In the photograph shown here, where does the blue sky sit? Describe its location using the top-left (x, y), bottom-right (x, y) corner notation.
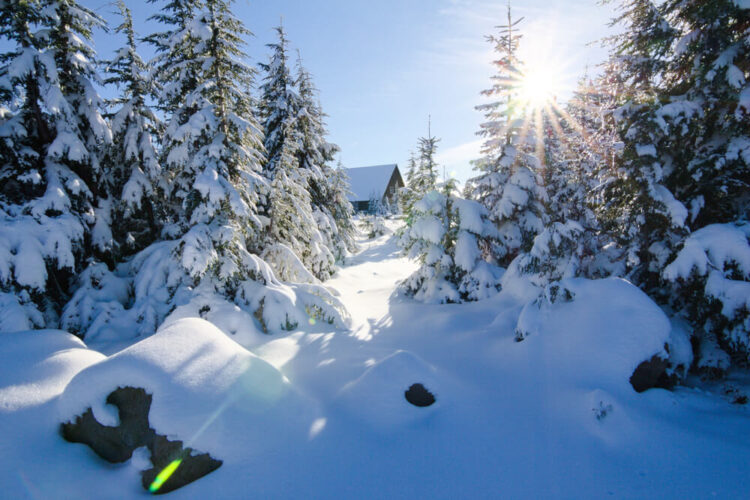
top-left (86, 0), bottom-right (618, 183)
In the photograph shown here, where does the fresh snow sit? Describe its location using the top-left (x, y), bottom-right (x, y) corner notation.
top-left (1, 220), bottom-right (750, 498)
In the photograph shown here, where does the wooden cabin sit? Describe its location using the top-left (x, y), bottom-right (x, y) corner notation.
top-left (345, 164), bottom-right (404, 213)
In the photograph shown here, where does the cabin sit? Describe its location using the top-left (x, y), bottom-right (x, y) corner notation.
top-left (345, 164), bottom-right (405, 213)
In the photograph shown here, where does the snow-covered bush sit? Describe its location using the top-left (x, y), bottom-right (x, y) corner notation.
top-left (663, 223), bottom-right (750, 371)
top-left (361, 215), bottom-right (388, 239)
top-left (62, 227), bottom-right (351, 340)
top-left (510, 221), bottom-right (584, 289)
top-left (401, 186), bottom-right (503, 303)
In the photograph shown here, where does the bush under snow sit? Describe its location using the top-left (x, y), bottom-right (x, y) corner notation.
top-left (401, 189), bottom-right (503, 303)
top-left (663, 222), bottom-right (750, 369)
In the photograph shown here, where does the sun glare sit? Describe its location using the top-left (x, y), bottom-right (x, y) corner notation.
top-left (518, 62), bottom-right (565, 111)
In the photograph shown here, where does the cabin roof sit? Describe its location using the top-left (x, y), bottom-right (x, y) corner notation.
top-left (344, 164), bottom-right (401, 202)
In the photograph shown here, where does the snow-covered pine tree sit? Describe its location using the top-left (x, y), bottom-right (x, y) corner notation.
top-left (511, 109), bottom-right (588, 290)
top-left (293, 53), bottom-right (336, 207)
top-left (293, 54), bottom-right (356, 261)
top-left (326, 160), bottom-right (358, 255)
top-left (411, 133), bottom-right (440, 199)
top-left (48, 0), bottom-right (113, 256)
top-left (66, 0), bottom-right (290, 336)
top-left (464, 5), bottom-right (545, 267)
top-left (0, 0), bottom-right (111, 330)
top-left (599, 0), bottom-right (682, 288)
top-left (263, 139), bottom-right (335, 282)
top-left (258, 26), bottom-right (335, 281)
top-left (398, 151), bottom-right (419, 217)
top-left (604, 0), bottom-right (750, 371)
top-left (102, 1), bottom-right (161, 259)
top-left (258, 25), bottom-right (297, 176)
top-left (401, 180), bottom-right (503, 303)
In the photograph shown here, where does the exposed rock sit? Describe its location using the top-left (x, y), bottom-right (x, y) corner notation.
top-left (142, 435), bottom-right (222, 494)
top-left (404, 383), bottom-right (436, 407)
top-left (629, 355), bottom-right (675, 393)
top-left (61, 387), bottom-right (154, 463)
top-left (61, 386), bottom-right (222, 494)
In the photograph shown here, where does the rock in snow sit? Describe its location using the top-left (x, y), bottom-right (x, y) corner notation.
top-left (57, 318), bottom-right (319, 466)
top-left (61, 386), bottom-right (223, 494)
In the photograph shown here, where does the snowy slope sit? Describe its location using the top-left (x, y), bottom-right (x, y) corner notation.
top-left (1, 220), bottom-right (749, 498)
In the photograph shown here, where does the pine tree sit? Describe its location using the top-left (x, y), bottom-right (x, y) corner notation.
top-left (401, 180), bottom-right (502, 303)
top-left (258, 26), bottom-right (335, 280)
top-left (102, 1), bottom-right (161, 258)
top-left (411, 133), bottom-right (440, 196)
top-left (399, 151), bottom-right (419, 214)
top-left (293, 54), bottom-right (356, 261)
top-left (604, 0), bottom-right (750, 371)
top-left (324, 162), bottom-right (358, 260)
top-left (143, 0), bottom-right (266, 298)
top-left (465, 5), bottom-right (545, 267)
top-left (0, 0), bottom-right (111, 329)
top-left (258, 26), bottom-right (298, 176)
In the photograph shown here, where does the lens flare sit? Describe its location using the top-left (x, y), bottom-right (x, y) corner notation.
top-left (148, 458), bottom-right (183, 493)
top-left (517, 61), bottom-right (565, 111)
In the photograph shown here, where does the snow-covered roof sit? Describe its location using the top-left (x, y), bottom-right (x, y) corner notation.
top-left (345, 164), bottom-right (400, 202)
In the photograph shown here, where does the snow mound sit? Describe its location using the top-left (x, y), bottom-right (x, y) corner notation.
top-left (0, 330), bottom-right (104, 411)
top-left (337, 350), bottom-right (440, 431)
top-left (57, 318), bottom-right (318, 460)
top-left (513, 278), bottom-right (671, 393)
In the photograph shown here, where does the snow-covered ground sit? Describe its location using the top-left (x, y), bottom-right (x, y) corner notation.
top-left (1, 219), bottom-right (749, 499)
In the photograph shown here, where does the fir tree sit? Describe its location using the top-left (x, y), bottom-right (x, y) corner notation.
top-left (258, 26), bottom-right (335, 280)
top-left (144, 0), bottom-right (266, 296)
top-left (604, 0), bottom-right (750, 371)
top-left (401, 181), bottom-right (502, 303)
top-left (0, 0), bottom-right (111, 328)
top-left (411, 133), bottom-right (440, 196)
top-left (258, 26), bottom-right (298, 176)
top-left (465, 5), bottom-right (545, 267)
top-left (102, 1), bottom-right (161, 258)
top-left (293, 54), bottom-right (356, 260)
top-left (399, 151), bottom-right (419, 214)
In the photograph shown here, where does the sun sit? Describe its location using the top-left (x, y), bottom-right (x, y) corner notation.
top-left (517, 61), bottom-right (565, 111)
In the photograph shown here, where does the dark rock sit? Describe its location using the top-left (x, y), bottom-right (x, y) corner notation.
top-left (404, 383), bottom-right (436, 407)
top-left (61, 387), bottom-right (154, 463)
top-left (142, 435), bottom-right (223, 494)
top-left (629, 355), bottom-right (675, 393)
top-left (61, 386), bottom-right (222, 494)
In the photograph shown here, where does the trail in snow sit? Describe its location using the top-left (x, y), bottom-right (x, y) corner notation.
top-left (328, 223), bottom-right (417, 340)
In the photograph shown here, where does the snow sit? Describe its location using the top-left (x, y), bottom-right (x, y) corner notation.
top-left (663, 223), bottom-right (750, 280)
top-left (58, 318), bottom-right (317, 460)
top-left (345, 164), bottom-right (398, 202)
top-left (636, 143), bottom-right (657, 157)
top-left (2, 220), bottom-right (750, 498)
top-left (651, 183), bottom-right (688, 227)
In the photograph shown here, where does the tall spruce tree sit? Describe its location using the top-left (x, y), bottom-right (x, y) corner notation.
top-left (604, 0), bottom-right (750, 371)
top-left (102, 1), bottom-right (161, 259)
top-left (293, 54), bottom-right (356, 261)
top-left (0, 0), bottom-right (111, 329)
top-left (147, 0), bottom-right (267, 293)
top-left (465, 5), bottom-right (545, 267)
top-left (411, 132), bottom-right (440, 196)
top-left (258, 26), bottom-right (335, 281)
